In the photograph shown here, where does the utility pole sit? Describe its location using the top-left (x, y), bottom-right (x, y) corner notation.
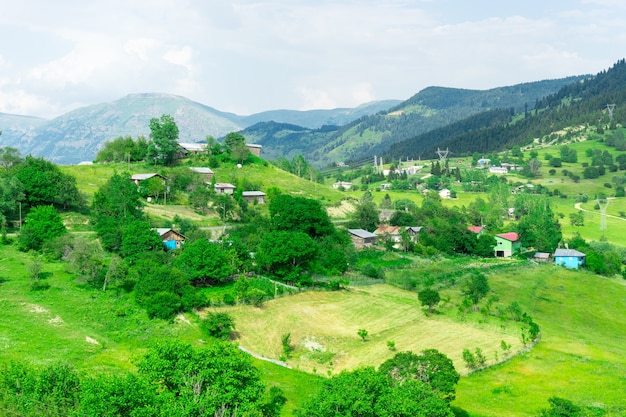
top-left (606, 104), bottom-right (616, 121)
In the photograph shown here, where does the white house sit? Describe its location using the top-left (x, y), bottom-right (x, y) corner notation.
top-left (332, 181), bottom-right (353, 190)
top-left (439, 188), bottom-right (451, 199)
top-left (489, 166), bottom-right (508, 174)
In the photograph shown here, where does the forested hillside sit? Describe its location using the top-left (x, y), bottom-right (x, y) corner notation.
top-left (242, 76), bottom-right (586, 167)
top-left (387, 59), bottom-right (626, 159)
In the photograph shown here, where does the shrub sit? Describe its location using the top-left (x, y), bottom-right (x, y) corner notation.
top-left (201, 312), bottom-right (235, 340)
top-left (145, 292), bottom-right (182, 320)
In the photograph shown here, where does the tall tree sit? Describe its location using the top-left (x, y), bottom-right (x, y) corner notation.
top-left (18, 205), bottom-right (66, 251)
top-left (13, 156), bottom-right (83, 209)
top-left (269, 194), bottom-right (334, 238)
top-left (147, 114), bottom-right (179, 165)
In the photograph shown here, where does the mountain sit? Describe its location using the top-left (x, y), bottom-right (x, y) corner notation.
top-left (0, 94), bottom-right (396, 164)
top-left (386, 59), bottom-right (626, 159)
top-left (241, 100), bottom-right (402, 129)
top-left (0, 75), bottom-right (590, 165)
top-left (240, 76), bottom-right (588, 167)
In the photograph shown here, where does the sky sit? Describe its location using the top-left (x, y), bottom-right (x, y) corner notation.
top-left (0, 0), bottom-right (625, 119)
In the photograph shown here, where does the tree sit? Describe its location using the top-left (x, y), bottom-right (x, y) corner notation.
top-left (350, 200), bottom-right (379, 232)
top-left (296, 367), bottom-right (453, 417)
top-left (175, 239), bottom-right (236, 284)
top-left (201, 312), bottom-right (235, 340)
top-left (515, 195), bottom-right (562, 252)
top-left (0, 146), bottom-right (23, 172)
top-left (378, 349), bottom-right (460, 402)
top-left (231, 141), bottom-right (251, 163)
top-left (214, 193), bottom-right (237, 221)
top-left (462, 272), bottom-right (490, 306)
top-left (14, 156), bottom-right (83, 209)
top-left (18, 205), bottom-right (66, 251)
top-left (269, 194), bottom-right (334, 238)
top-left (358, 329), bottom-right (368, 342)
top-left (223, 132), bottom-right (246, 151)
top-left (255, 230), bottom-right (318, 283)
top-left (119, 219), bottom-right (163, 264)
top-left (0, 176), bottom-right (24, 223)
top-left (147, 114), bottom-right (179, 165)
top-left (137, 340), bottom-right (273, 416)
top-left (418, 288), bottom-right (441, 314)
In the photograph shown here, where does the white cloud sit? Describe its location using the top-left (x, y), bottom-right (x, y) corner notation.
top-left (0, 0), bottom-right (624, 118)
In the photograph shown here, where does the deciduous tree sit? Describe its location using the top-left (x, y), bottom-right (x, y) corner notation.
top-left (18, 205), bottom-right (66, 251)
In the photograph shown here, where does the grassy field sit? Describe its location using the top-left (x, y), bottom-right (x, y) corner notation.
top-left (1, 241), bottom-right (625, 416)
top-left (454, 265), bottom-right (626, 417)
top-left (211, 284), bottom-right (523, 376)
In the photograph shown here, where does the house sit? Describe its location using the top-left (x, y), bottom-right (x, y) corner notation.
top-left (533, 252), bottom-right (551, 263)
top-left (380, 183), bottom-right (392, 191)
top-left (439, 188), bottom-right (451, 199)
top-left (468, 225), bottom-right (485, 237)
top-left (190, 167), bottom-right (214, 181)
top-left (131, 173), bottom-right (167, 186)
top-left (241, 191), bottom-right (266, 204)
top-left (178, 143), bottom-right (207, 155)
top-left (405, 226), bottom-right (422, 238)
top-left (494, 232), bottom-right (521, 257)
top-left (348, 229), bottom-right (378, 249)
top-left (333, 181), bottom-right (353, 190)
top-left (246, 143), bottom-right (262, 157)
top-left (554, 249), bottom-right (586, 269)
top-left (155, 228), bottom-right (186, 250)
top-left (374, 225), bottom-right (402, 244)
top-left (477, 158), bottom-right (491, 167)
top-left (214, 183), bottom-right (236, 195)
top-left (489, 166), bottom-right (508, 174)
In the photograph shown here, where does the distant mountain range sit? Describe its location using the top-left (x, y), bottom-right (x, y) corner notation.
top-left (0, 94), bottom-right (399, 164)
top-left (0, 74), bottom-right (590, 165)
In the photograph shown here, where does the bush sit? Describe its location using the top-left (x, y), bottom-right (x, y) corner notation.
top-left (201, 312), bottom-right (235, 340)
top-left (145, 292), bottom-right (182, 320)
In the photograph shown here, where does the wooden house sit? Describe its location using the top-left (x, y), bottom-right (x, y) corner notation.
top-left (241, 191), bottom-right (266, 204)
top-left (214, 183), bottom-right (236, 195)
top-left (190, 167), bottom-right (214, 181)
top-left (155, 228), bottom-right (186, 250)
top-left (348, 229), bottom-right (378, 249)
top-left (131, 173), bottom-right (167, 186)
top-left (246, 144), bottom-right (262, 157)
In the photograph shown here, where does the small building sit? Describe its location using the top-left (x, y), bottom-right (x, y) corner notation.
top-left (374, 225), bottom-right (402, 244)
top-left (405, 226), bottom-right (422, 238)
top-left (489, 166), bottom-right (508, 174)
top-left (178, 143), bottom-right (207, 155)
top-left (155, 228), bottom-right (186, 250)
top-left (246, 143), bottom-right (262, 157)
top-left (439, 188), bottom-right (451, 199)
top-left (468, 225), bottom-right (485, 237)
top-left (214, 183), bottom-right (236, 195)
top-left (477, 158), bottom-right (491, 167)
top-left (190, 167), bottom-right (214, 181)
top-left (348, 229), bottom-right (378, 249)
top-left (241, 191), bottom-right (266, 205)
top-left (333, 181), bottom-right (353, 190)
top-left (494, 232), bottom-right (521, 257)
top-left (554, 249), bottom-right (586, 269)
top-left (533, 252), bottom-right (551, 263)
top-left (380, 183), bottom-right (392, 191)
top-left (131, 173), bottom-right (167, 186)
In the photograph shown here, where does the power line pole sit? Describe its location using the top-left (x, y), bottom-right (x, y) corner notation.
top-left (606, 104), bottom-right (616, 121)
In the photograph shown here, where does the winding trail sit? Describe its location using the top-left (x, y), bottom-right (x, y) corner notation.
top-left (574, 201), bottom-right (626, 221)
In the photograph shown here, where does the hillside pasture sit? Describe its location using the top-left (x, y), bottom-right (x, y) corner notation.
top-left (213, 284), bottom-right (523, 376)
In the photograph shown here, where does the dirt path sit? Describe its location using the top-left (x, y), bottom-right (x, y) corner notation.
top-left (574, 202), bottom-right (626, 221)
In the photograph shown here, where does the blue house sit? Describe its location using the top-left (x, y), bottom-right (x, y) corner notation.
top-left (554, 248), bottom-right (586, 269)
top-left (155, 228), bottom-right (186, 250)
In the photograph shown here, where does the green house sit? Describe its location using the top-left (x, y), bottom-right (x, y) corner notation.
top-left (494, 232), bottom-right (521, 257)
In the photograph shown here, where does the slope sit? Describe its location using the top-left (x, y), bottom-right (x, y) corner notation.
top-left (388, 58), bottom-right (626, 159)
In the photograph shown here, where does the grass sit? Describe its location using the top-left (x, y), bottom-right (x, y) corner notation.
top-left (213, 283), bottom-right (523, 376)
top-left (2, 240), bottom-right (626, 416)
top-left (453, 265), bottom-right (626, 416)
